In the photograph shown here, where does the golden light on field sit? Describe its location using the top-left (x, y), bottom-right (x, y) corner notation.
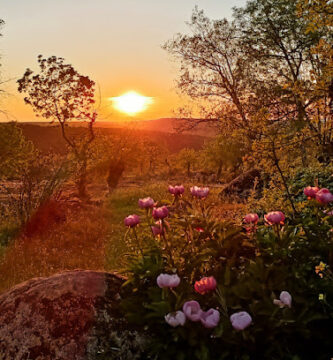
top-left (110, 91), bottom-right (154, 116)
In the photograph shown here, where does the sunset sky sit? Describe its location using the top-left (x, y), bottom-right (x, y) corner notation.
top-left (1, 0), bottom-right (246, 122)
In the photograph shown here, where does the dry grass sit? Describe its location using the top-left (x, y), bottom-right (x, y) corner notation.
top-left (0, 204), bottom-right (107, 294)
top-left (0, 181), bottom-right (246, 294)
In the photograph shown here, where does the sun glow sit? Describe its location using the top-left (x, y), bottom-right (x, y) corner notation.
top-left (110, 91), bottom-right (154, 116)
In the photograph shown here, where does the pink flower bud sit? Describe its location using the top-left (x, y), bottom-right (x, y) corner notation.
top-left (264, 211), bottom-right (285, 225)
top-left (124, 214), bottom-right (140, 228)
top-left (182, 300), bottom-right (203, 322)
top-left (194, 276), bottom-right (217, 295)
top-left (316, 188), bottom-right (333, 204)
top-left (190, 186), bottom-right (209, 199)
top-left (168, 185), bottom-right (185, 196)
top-left (165, 311), bottom-right (186, 327)
top-left (273, 291), bottom-right (292, 308)
top-left (138, 197), bottom-right (155, 209)
top-left (303, 186), bottom-right (320, 199)
top-left (244, 213), bottom-right (259, 224)
top-left (152, 206), bottom-right (169, 220)
top-left (156, 273), bottom-right (180, 288)
top-left (151, 225), bottom-right (163, 236)
top-left (200, 308), bottom-right (220, 328)
top-left (230, 311), bottom-right (252, 331)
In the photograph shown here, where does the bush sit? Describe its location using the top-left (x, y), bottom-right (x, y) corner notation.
top-left (120, 185), bottom-right (333, 359)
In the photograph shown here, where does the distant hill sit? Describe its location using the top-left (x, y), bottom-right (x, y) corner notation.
top-left (96, 118), bottom-right (218, 137)
top-left (19, 123), bottom-right (209, 154)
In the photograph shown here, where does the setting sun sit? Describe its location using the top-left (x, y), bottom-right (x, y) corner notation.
top-left (110, 91), bottom-right (154, 116)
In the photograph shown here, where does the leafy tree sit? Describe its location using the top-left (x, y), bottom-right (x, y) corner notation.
top-left (176, 148), bottom-right (198, 177)
top-left (165, 0), bottom-right (332, 208)
top-left (163, 8), bottom-right (252, 137)
top-left (202, 135), bottom-right (244, 179)
top-left (89, 130), bottom-right (143, 189)
top-left (17, 55), bottom-right (97, 198)
top-left (0, 122), bottom-right (35, 179)
top-left (141, 140), bottom-right (169, 175)
top-left (165, 2), bottom-right (330, 151)
top-left (234, 0), bottom-right (331, 154)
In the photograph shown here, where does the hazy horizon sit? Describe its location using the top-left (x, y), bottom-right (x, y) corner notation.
top-left (1, 0), bottom-right (246, 123)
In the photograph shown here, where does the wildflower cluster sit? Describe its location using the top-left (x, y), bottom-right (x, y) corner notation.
top-left (120, 183), bottom-right (333, 360)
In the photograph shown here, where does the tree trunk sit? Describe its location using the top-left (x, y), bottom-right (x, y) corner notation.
top-left (217, 162), bottom-right (223, 179)
top-left (107, 159), bottom-right (125, 193)
top-left (77, 157), bottom-right (88, 199)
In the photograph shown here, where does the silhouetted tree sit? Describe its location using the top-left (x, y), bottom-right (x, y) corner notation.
top-left (164, 2), bottom-right (329, 147)
top-left (17, 55), bottom-right (97, 198)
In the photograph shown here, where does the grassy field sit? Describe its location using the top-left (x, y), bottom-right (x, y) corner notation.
top-left (104, 182), bottom-right (168, 270)
top-left (0, 180), bottom-right (245, 293)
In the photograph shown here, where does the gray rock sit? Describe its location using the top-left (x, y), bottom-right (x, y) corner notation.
top-left (0, 270), bottom-right (147, 360)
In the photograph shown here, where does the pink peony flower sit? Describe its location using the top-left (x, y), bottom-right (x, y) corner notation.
top-left (151, 225), bottom-right (163, 236)
top-left (165, 311), bottom-right (186, 327)
top-left (124, 214), bottom-right (140, 228)
top-left (244, 213), bottom-right (259, 224)
top-left (316, 188), bottom-right (333, 204)
top-left (264, 211), bottom-right (285, 225)
top-left (194, 276), bottom-right (217, 295)
top-left (303, 186), bottom-right (320, 199)
top-left (168, 185), bottom-right (185, 196)
top-left (200, 308), bottom-right (220, 328)
top-left (138, 197), bottom-right (155, 209)
top-left (190, 186), bottom-right (210, 199)
top-left (230, 311), bottom-right (252, 331)
top-left (152, 206), bottom-right (169, 220)
top-left (182, 300), bottom-right (203, 322)
top-left (156, 273), bottom-right (180, 288)
top-left (273, 291), bottom-right (292, 308)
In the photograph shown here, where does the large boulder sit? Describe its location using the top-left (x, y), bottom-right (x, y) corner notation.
top-left (0, 270), bottom-right (146, 360)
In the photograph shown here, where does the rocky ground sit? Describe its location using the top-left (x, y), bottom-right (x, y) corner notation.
top-left (0, 270), bottom-right (147, 360)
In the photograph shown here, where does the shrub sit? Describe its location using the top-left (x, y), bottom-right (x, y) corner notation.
top-left (120, 184), bottom-right (333, 359)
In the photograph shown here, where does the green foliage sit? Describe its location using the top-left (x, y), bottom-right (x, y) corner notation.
top-left (248, 164), bottom-right (333, 214)
top-left (165, 0), bottom-right (332, 198)
top-left (175, 148), bottom-right (198, 176)
top-left (0, 122), bottom-right (35, 179)
top-left (202, 135), bottom-right (244, 179)
top-left (120, 186), bottom-right (333, 359)
top-left (290, 166), bottom-right (333, 202)
top-left (0, 220), bottom-right (19, 247)
top-left (0, 153), bottom-right (71, 226)
top-left (105, 183), bottom-right (170, 270)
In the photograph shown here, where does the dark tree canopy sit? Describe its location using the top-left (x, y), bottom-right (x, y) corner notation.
top-left (17, 55), bottom-right (96, 125)
top-left (17, 55), bottom-right (97, 197)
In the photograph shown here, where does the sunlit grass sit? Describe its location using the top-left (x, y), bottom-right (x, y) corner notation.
top-left (104, 182), bottom-right (168, 270)
top-left (0, 180), bottom-right (245, 292)
top-left (104, 181), bottom-right (244, 270)
top-left (0, 206), bottom-right (107, 294)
